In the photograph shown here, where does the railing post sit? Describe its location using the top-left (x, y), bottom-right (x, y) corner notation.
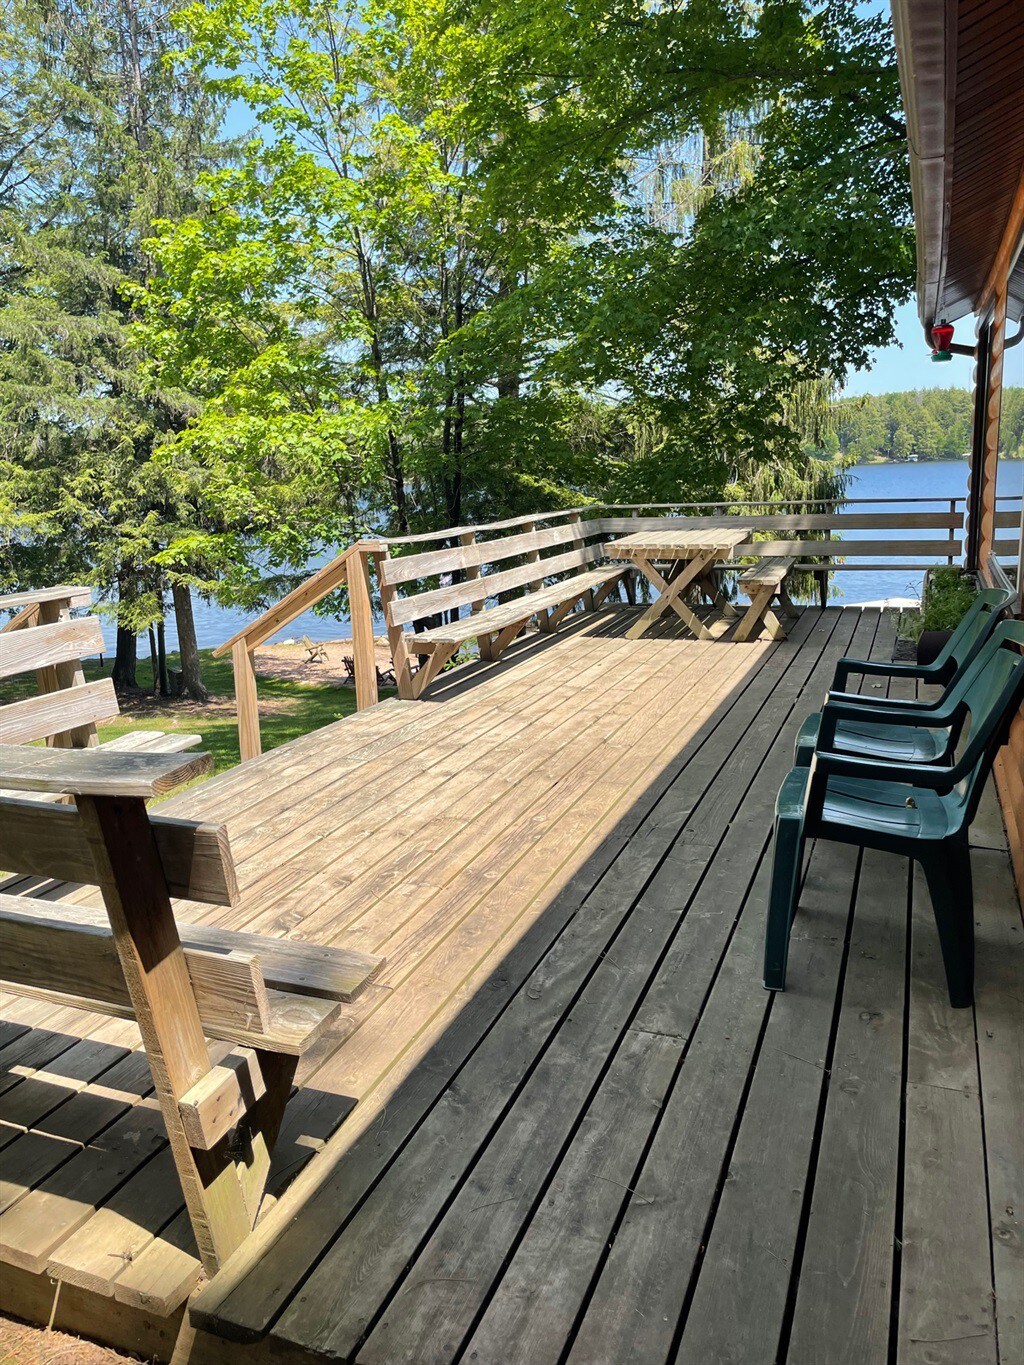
top-left (375, 549), bottom-right (417, 698)
top-left (460, 530), bottom-right (494, 659)
top-left (949, 497), bottom-right (957, 566)
top-left (36, 596), bottom-right (96, 749)
top-left (232, 640), bottom-right (262, 763)
top-left (348, 545), bottom-right (379, 711)
top-left (569, 512), bottom-right (595, 611)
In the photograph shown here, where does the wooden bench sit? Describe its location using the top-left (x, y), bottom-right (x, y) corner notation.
top-left (733, 557), bottom-right (800, 641)
top-left (0, 587), bottom-right (202, 794)
top-left (377, 515), bottom-right (630, 698)
top-left (0, 744), bottom-right (383, 1284)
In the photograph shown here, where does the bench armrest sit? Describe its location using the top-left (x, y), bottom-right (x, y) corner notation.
top-left (0, 744), bottom-right (213, 797)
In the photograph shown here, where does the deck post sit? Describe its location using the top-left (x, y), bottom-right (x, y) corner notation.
top-left (569, 513), bottom-right (594, 611)
top-left (232, 640), bottom-right (262, 762)
top-left (375, 548), bottom-right (417, 698)
top-left (35, 596), bottom-right (97, 749)
top-left (348, 547), bottom-right (379, 711)
top-left (460, 530), bottom-right (494, 659)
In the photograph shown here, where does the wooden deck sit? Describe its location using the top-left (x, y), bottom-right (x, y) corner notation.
top-left (1, 604), bottom-right (1021, 1364)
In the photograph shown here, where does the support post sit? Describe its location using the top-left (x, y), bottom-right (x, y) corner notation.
top-left (978, 284), bottom-right (1007, 565)
top-left (348, 548), bottom-right (379, 711)
top-left (76, 795), bottom-right (254, 1274)
top-left (375, 549), bottom-right (416, 699)
top-left (35, 597), bottom-right (96, 749)
top-left (460, 530), bottom-right (495, 657)
top-left (232, 640), bottom-right (262, 763)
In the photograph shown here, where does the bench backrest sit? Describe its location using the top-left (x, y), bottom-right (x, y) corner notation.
top-left (377, 513), bottom-right (607, 630)
top-left (0, 586), bottom-right (115, 747)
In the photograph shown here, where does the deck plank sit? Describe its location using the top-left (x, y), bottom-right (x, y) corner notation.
top-left (2, 605), bottom-right (1019, 1362)
top-left (350, 612), bottom-right (867, 1364)
top-left (897, 865), bottom-right (997, 1365)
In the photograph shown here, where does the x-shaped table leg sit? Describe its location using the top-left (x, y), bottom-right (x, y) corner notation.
top-left (626, 550), bottom-right (718, 640)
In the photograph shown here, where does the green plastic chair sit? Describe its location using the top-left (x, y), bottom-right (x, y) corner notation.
top-left (764, 620), bottom-right (1024, 1009)
top-left (793, 617), bottom-right (1016, 767)
top-left (828, 585), bottom-right (1014, 702)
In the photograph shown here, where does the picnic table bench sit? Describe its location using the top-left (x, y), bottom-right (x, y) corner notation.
top-left (734, 556), bottom-right (800, 641)
top-left (0, 744), bottom-right (384, 1283)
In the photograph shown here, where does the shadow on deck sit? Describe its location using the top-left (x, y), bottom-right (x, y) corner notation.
top-left (1, 604), bottom-right (1020, 1365)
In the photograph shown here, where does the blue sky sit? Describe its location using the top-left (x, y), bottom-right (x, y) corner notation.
top-left (843, 300), bottom-right (1024, 397)
top-left (842, 300), bottom-right (973, 397)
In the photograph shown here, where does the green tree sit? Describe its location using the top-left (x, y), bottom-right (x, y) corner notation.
top-left (0, 0), bottom-right (229, 695)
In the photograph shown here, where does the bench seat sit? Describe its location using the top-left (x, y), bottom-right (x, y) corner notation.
top-left (412, 565), bottom-right (629, 651)
top-left (734, 556), bottom-right (799, 642)
top-left (738, 556), bottom-right (795, 589)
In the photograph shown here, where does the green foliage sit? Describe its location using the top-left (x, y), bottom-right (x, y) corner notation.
top-left (136, 0), bottom-right (915, 555)
top-left (831, 388), bottom-right (1024, 463)
top-left (0, 0), bottom-right (233, 672)
top-left (921, 567), bottom-right (978, 634)
top-left (4, 0), bottom-right (918, 639)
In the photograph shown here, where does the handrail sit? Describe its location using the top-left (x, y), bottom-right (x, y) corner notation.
top-left (215, 540), bottom-right (384, 762)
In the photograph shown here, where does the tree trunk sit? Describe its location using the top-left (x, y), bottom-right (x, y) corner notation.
top-left (149, 625), bottom-right (159, 693)
top-left (171, 580), bottom-right (209, 700)
top-left (156, 619), bottom-right (170, 697)
top-left (112, 626), bottom-right (138, 692)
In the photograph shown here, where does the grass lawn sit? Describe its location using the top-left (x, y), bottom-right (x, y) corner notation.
top-left (3, 647), bottom-right (393, 777)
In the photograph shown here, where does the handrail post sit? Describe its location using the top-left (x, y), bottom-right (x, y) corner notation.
top-left (375, 548), bottom-right (417, 698)
top-left (949, 497), bottom-right (957, 566)
top-left (460, 530), bottom-right (494, 659)
top-left (232, 641), bottom-right (262, 762)
top-left (349, 545), bottom-right (379, 711)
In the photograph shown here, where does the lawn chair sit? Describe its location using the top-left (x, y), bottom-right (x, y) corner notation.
top-left (828, 585), bottom-right (1013, 698)
top-left (764, 620), bottom-right (1024, 1009)
top-left (793, 618), bottom-right (1018, 767)
top-left (302, 635), bottom-right (327, 663)
top-left (341, 655), bottom-right (356, 681)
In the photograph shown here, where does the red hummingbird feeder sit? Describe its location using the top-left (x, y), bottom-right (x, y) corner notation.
top-left (930, 320), bottom-right (954, 361)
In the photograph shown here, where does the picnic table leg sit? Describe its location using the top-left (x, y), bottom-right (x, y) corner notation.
top-left (626, 552), bottom-right (717, 641)
top-left (733, 585), bottom-right (777, 642)
top-left (699, 568), bottom-right (739, 619)
top-left (779, 582), bottom-right (800, 619)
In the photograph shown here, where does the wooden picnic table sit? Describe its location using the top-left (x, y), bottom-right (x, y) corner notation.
top-left (607, 527), bottom-right (752, 640)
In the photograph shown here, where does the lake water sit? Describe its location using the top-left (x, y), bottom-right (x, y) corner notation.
top-left (79, 459), bottom-right (1024, 651)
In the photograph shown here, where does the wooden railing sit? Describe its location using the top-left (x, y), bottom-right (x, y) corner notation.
top-left (212, 540), bottom-right (384, 762)
top-left (218, 495), bottom-right (1023, 760)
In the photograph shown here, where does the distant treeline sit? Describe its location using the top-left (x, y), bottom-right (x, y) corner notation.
top-left (823, 387), bottom-right (1024, 463)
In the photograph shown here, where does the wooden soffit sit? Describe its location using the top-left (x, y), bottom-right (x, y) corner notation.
top-left (891, 0), bottom-right (1024, 330)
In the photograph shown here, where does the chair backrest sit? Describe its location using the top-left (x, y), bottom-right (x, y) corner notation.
top-left (943, 621), bottom-right (1024, 828)
top-left (0, 586), bottom-right (116, 747)
top-left (933, 586), bottom-right (1015, 681)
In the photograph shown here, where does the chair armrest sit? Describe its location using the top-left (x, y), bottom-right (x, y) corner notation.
top-left (831, 656), bottom-right (936, 691)
top-left (0, 744), bottom-right (213, 798)
top-left (824, 688), bottom-right (945, 712)
top-left (820, 698), bottom-right (951, 728)
top-left (813, 750), bottom-right (956, 791)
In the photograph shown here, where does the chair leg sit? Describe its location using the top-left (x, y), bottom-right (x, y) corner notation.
top-left (763, 813), bottom-right (805, 991)
top-left (921, 842), bottom-right (975, 1008)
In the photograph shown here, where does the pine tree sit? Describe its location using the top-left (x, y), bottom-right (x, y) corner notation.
top-left (0, 0), bottom-right (229, 696)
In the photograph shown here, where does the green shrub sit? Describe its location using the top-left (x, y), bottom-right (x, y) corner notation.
top-left (921, 567), bottom-right (977, 633)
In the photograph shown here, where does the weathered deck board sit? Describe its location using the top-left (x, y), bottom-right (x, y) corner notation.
top-left (0, 603), bottom-right (1019, 1365)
